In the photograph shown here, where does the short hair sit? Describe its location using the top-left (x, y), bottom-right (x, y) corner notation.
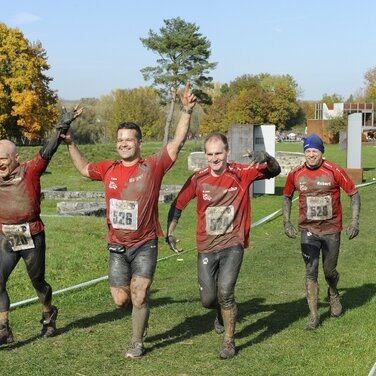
top-left (117, 122), bottom-right (142, 141)
top-left (204, 132), bottom-right (229, 152)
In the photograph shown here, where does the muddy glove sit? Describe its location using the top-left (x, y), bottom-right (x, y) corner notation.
top-left (56, 106), bottom-right (82, 132)
top-left (346, 192), bottom-right (360, 240)
top-left (346, 219), bottom-right (359, 240)
top-left (243, 150), bottom-right (270, 166)
top-left (166, 235), bottom-right (183, 254)
top-left (40, 105), bottom-right (83, 160)
top-left (284, 222), bottom-right (298, 239)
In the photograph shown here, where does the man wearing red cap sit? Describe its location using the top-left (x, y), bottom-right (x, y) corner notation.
top-left (282, 133), bottom-right (360, 330)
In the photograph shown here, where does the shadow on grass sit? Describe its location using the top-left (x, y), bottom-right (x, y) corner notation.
top-left (145, 283), bottom-right (376, 355)
top-left (0, 294), bottom-right (190, 351)
top-left (2, 283), bottom-right (374, 353)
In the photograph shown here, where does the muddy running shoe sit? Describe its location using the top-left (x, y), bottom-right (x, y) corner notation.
top-left (305, 315), bottom-right (319, 330)
top-left (40, 305), bottom-right (58, 338)
top-left (214, 316), bottom-right (224, 334)
top-left (0, 324), bottom-right (14, 345)
top-left (125, 342), bottom-right (146, 360)
top-left (328, 288), bottom-right (342, 317)
top-left (219, 339), bottom-right (236, 359)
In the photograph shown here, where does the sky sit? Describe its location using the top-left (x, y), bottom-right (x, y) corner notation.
top-left (1, 0), bottom-right (376, 101)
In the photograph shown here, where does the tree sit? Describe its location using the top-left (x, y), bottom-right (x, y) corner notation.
top-left (140, 17), bottom-right (217, 144)
top-left (320, 93), bottom-right (344, 104)
top-left (364, 66), bottom-right (376, 102)
top-left (65, 98), bottom-right (106, 144)
top-left (109, 86), bottom-right (165, 140)
top-left (0, 23), bottom-right (58, 142)
top-left (200, 74), bottom-right (301, 134)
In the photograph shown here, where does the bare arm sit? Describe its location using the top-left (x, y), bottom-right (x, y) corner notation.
top-left (166, 82), bottom-right (197, 161)
top-left (61, 130), bottom-right (90, 178)
top-left (282, 195), bottom-right (297, 238)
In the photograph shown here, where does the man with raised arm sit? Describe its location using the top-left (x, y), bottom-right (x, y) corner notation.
top-left (62, 83), bottom-right (196, 359)
top-left (0, 106), bottom-right (82, 345)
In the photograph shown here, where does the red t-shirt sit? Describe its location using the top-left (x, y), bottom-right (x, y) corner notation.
top-left (283, 160), bottom-right (358, 235)
top-left (88, 147), bottom-right (174, 248)
top-left (175, 162), bottom-right (271, 253)
top-left (0, 153), bottom-right (47, 235)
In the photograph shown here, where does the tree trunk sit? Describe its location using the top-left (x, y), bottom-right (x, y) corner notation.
top-left (163, 90), bottom-right (177, 146)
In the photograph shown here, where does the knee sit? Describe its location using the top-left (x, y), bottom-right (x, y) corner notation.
top-left (218, 290), bottom-right (235, 309)
top-left (131, 293), bottom-right (147, 309)
top-left (111, 287), bottom-right (131, 308)
top-left (200, 289), bottom-right (217, 309)
top-left (131, 283), bottom-right (148, 308)
top-left (324, 268), bottom-right (339, 282)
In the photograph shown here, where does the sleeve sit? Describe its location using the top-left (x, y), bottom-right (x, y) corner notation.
top-left (175, 174), bottom-right (197, 211)
top-left (336, 166), bottom-right (358, 196)
top-left (25, 153), bottom-right (49, 176)
top-left (241, 163), bottom-right (272, 184)
top-left (283, 170), bottom-right (296, 198)
top-left (152, 146), bottom-right (174, 174)
top-left (88, 160), bottom-right (114, 181)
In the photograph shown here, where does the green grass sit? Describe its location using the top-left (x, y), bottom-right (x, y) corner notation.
top-left (1, 140), bottom-right (376, 375)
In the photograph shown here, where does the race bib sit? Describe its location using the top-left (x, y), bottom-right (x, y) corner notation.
top-left (306, 195), bottom-right (333, 220)
top-left (2, 223), bottom-right (34, 251)
top-left (205, 205), bottom-right (234, 235)
top-left (109, 199), bottom-right (138, 230)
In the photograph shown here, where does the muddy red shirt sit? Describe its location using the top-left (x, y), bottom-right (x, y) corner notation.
top-left (175, 162), bottom-right (271, 253)
top-left (88, 147), bottom-right (174, 248)
top-left (283, 160), bottom-right (358, 235)
top-left (0, 153), bottom-right (47, 235)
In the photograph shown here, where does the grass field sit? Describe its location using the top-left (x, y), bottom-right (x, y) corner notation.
top-left (1, 140), bottom-right (376, 376)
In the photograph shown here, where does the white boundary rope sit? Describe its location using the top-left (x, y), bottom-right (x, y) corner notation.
top-left (10, 180), bottom-right (376, 309)
top-left (369, 362), bottom-right (376, 376)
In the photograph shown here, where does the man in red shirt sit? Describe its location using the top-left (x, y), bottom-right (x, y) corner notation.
top-left (0, 106), bottom-right (82, 345)
top-left (282, 133), bottom-right (360, 330)
top-left (63, 83), bottom-right (196, 359)
top-left (166, 132), bottom-right (281, 359)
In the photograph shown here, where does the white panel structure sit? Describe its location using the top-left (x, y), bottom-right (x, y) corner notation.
top-left (227, 124), bottom-right (276, 195)
top-left (253, 125), bottom-right (276, 194)
top-left (347, 113), bottom-right (362, 168)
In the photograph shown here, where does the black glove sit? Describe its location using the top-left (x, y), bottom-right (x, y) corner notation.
top-left (40, 106), bottom-right (82, 160)
top-left (166, 235), bottom-right (183, 254)
top-left (244, 150), bottom-right (270, 165)
top-left (56, 106), bottom-right (81, 132)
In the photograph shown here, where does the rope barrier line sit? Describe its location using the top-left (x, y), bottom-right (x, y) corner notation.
top-left (369, 362), bottom-right (376, 376)
top-left (10, 180), bottom-right (376, 309)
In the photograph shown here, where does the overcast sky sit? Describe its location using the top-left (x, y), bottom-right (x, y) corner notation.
top-left (2, 0), bottom-right (376, 101)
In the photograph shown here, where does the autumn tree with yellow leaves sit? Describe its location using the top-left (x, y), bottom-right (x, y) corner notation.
top-left (0, 22), bottom-right (58, 142)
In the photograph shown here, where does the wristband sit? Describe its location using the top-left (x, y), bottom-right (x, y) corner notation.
top-left (181, 107), bottom-right (193, 114)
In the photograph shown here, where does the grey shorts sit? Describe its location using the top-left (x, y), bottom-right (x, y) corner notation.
top-left (108, 238), bottom-right (158, 287)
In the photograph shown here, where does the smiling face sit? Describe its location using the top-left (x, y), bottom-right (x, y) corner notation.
top-left (304, 147), bottom-right (323, 169)
top-left (0, 140), bottom-right (19, 179)
top-left (205, 138), bottom-right (229, 176)
top-left (116, 128), bottom-right (142, 165)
